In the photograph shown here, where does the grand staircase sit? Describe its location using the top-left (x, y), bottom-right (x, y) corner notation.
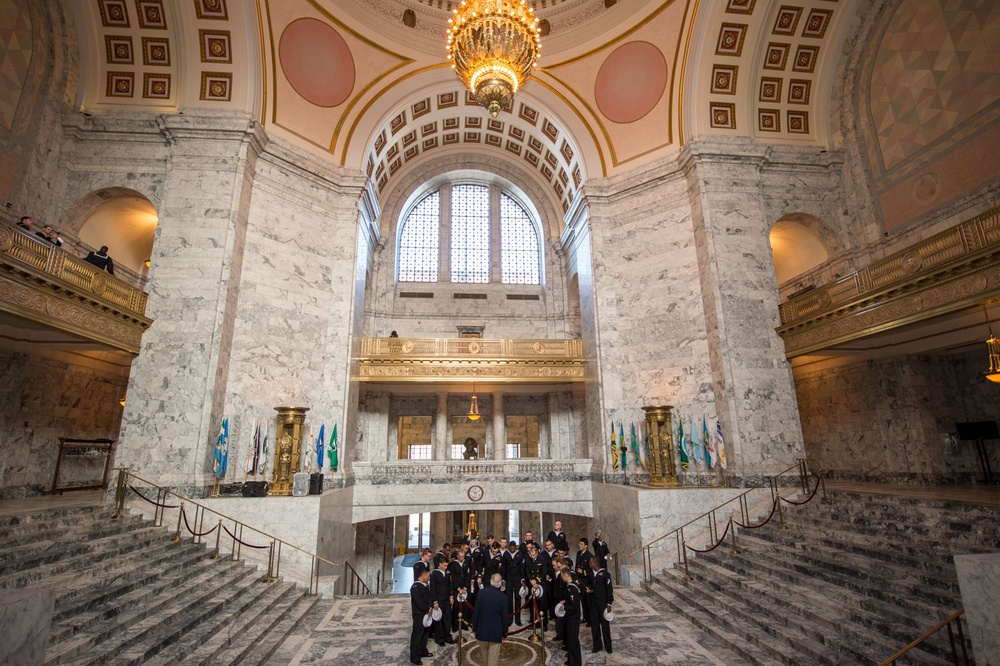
top-left (647, 489), bottom-right (999, 665)
top-left (0, 499), bottom-right (319, 665)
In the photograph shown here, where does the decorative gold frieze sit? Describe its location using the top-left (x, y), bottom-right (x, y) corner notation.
top-left (356, 337), bottom-right (585, 383)
top-left (777, 206), bottom-right (1000, 357)
top-left (0, 223), bottom-right (152, 354)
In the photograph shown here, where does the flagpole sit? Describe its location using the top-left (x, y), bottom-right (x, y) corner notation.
top-left (242, 417), bottom-right (255, 484)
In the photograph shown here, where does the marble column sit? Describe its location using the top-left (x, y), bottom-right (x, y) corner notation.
top-left (369, 392), bottom-right (390, 463)
top-left (431, 512), bottom-right (448, 550)
top-left (434, 392), bottom-right (448, 461)
top-left (547, 393), bottom-right (563, 460)
top-left (493, 392), bottom-right (506, 460)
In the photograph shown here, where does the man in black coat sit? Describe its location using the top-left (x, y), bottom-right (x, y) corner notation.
top-left (449, 547), bottom-right (470, 630)
top-left (587, 556), bottom-right (614, 653)
top-left (524, 542), bottom-right (551, 631)
top-left (545, 521), bottom-right (569, 552)
top-left (504, 541), bottom-right (523, 626)
top-left (413, 548), bottom-right (432, 581)
top-left (561, 569), bottom-right (583, 666)
top-left (430, 554), bottom-right (455, 646)
top-left (84, 246), bottom-right (115, 274)
top-left (409, 569), bottom-right (433, 665)
top-left (592, 531), bottom-right (611, 569)
top-left (471, 573), bottom-right (509, 666)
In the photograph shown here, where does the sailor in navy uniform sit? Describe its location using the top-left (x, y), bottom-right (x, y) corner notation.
top-left (430, 554), bottom-right (455, 645)
top-left (587, 556), bottom-right (614, 653)
top-left (561, 569), bottom-right (583, 666)
top-left (409, 569), bottom-right (433, 665)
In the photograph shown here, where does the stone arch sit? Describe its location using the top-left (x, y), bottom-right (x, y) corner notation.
top-left (62, 188), bottom-right (158, 277)
top-left (768, 213), bottom-right (841, 286)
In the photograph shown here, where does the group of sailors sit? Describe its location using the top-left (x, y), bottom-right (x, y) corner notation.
top-left (408, 523), bottom-right (615, 665)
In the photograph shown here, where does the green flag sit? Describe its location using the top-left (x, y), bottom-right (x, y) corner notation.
top-left (619, 422), bottom-right (627, 470)
top-left (678, 417), bottom-right (688, 471)
top-left (328, 423), bottom-right (339, 472)
top-left (630, 422), bottom-right (641, 470)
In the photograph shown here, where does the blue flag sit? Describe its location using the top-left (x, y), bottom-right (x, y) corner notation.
top-left (214, 417), bottom-right (229, 479)
top-left (317, 424), bottom-right (325, 470)
top-left (690, 416), bottom-right (703, 467)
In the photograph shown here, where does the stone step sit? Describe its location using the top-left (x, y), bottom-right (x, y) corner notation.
top-left (45, 558), bottom-right (258, 665)
top-left (778, 512), bottom-right (1000, 566)
top-left (52, 544), bottom-right (225, 626)
top-left (146, 581), bottom-right (310, 666)
top-left (820, 492), bottom-right (1000, 518)
top-left (218, 593), bottom-right (319, 666)
top-left (647, 574), bottom-right (822, 666)
top-left (0, 504), bottom-right (111, 533)
top-left (0, 514), bottom-right (148, 566)
top-left (684, 554), bottom-right (915, 662)
top-left (698, 541), bottom-right (942, 634)
top-left (116, 578), bottom-right (297, 666)
top-left (741, 524), bottom-right (963, 594)
top-left (0, 524), bottom-right (167, 586)
top-left (731, 531), bottom-right (962, 609)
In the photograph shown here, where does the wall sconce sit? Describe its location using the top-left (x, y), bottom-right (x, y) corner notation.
top-left (119, 395), bottom-right (126, 407)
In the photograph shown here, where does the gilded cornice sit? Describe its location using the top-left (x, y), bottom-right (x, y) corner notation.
top-left (777, 206), bottom-right (1000, 357)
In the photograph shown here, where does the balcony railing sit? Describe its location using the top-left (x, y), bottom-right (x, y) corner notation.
top-left (777, 206), bottom-right (1000, 357)
top-left (356, 337), bottom-right (585, 383)
top-left (0, 220), bottom-right (152, 354)
top-left (353, 458), bottom-right (593, 482)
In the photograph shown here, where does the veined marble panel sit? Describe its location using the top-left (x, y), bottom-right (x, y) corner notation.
top-left (955, 552), bottom-right (1000, 663)
top-left (0, 589), bottom-right (54, 666)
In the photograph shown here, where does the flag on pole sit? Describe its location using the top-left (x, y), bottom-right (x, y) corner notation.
top-left (619, 422), bottom-right (627, 470)
top-left (245, 418), bottom-right (261, 476)
top-left (678, 417), bottom-right (688, 471)
top-left (328, 424), bottom-right (339, 472)
top-left (214, 417), bottom-right (229, 479)
top-left (317, 424), bottom-right (325, 470)
top-left (715, 419), bottom-right (728, 469)
top-left (630, 423), bottom-right (642, 470)
top-left (703, 416), bottom-right (714, 468)
top-left (260, 427), bottom-right (269, 478)
top-left (690, 416), bottom-right (703, 467)
top-left (610, 420), bottom-right (619, 472)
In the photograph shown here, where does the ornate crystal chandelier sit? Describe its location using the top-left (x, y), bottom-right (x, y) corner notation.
top-left (447, 0), bottom-right (541, 118)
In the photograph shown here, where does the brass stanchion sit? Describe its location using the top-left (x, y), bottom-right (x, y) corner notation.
top-left (729, 517), bottom-right (739, 554)
top-left (776, 493), bottom-right (788, 529)
top-left (819, 469), bottom-right (832, 504)
top-left (539, 609), bottom-right (546, 658)
top-left (528, 596), bottom-right (540, 642)
top-left (211, 519), bottom-right (222, 559)
top-left (680, 527), bottom-right (692, 581)
top-left (264, 541), bottom-right (275, 582)
top-left (171, 502), bottom-right (184, 541)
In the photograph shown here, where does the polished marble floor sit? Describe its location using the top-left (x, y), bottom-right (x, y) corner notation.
top-left (266, 588), bottom-right (750, 666)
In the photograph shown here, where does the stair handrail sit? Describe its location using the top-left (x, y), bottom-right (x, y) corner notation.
top-left (879, 609), bottom-right (969, 666)
top-left (112, 467), bottom-right (372, 596)
top-left (622, 458), bottom-right (828, 583)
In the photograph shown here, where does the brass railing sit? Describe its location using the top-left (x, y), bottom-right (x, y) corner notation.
top-left (624, 458), bottom-right (827, 583)
top-left (111, 468), bottom-right (371, 597)
top-left (879, 609), bottom-right (970, 666)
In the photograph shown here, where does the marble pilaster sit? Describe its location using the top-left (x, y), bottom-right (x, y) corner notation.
top-left (434, 392), bottom-right (448, 461)
top-left (492, 392), bottom-right (505, 460)
top-left (955, 552), bottom-right (1000, 664)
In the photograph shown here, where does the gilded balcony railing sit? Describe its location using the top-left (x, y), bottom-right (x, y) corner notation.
top-left (356, 336), bottom-right (585, 383)
top-left (777, 206), bottom-right (1000, 357)
top-left (0, 221), bottom-right (152, 353)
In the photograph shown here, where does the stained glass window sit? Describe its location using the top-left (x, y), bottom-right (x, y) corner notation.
top-left (500, 194), bottom-right (541, 284)
top-left (450, 184), bottom-right (490, 283)
top-left (398, 191), bottom-right (440, 282)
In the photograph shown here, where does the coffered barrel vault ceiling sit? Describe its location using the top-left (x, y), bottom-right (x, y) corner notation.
top-left (71, 0), bottom-right (859, 221)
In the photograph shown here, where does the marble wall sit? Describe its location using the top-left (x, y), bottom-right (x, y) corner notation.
top-left (0, 351), bottom-right (128, 497)
top-left (795, 350), bottom-right (999, 483)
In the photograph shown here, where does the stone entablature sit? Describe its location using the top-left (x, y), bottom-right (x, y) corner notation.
top-left (356, 336), bottom-right (585, 383)
top-left (777, 206), bottom-right (1000, 357)
top-left (0, 221), bottom-right (152, 354)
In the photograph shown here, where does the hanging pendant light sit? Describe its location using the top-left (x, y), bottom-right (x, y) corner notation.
top-left (467, 382), bottom-right (481, 421)
top-left (983, 305), bottom-right (1000, 384)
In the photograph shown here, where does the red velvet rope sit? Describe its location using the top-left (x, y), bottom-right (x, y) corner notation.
top-left (181, 507), bottom-right (219, 537)
top-left (222, 524), bottom-right (269, 549)
top-left (779, 474), bottom-right (822, 506)
top-left (685, 519), bottom-right (731, 553)
top-left (128, 485), bottom-right (178, 509)
top-left (734, 496), bottom-right (779, 529)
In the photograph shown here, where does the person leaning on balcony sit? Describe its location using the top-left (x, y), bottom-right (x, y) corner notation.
top-left (84, 245), bottom-right (115, 275)
top-left (35, 224), bottom-right (63, 246)
top-left (17, 215), bottom-right (33, 231)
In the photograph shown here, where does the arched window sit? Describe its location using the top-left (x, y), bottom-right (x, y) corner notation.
top-left (450, 184), bottom-right (490, 284)
top-left (396, 179), bottom-right (543, 285)
top-left (500, 193), bottom-right (540, 284)
top-left (397, 190), bottom-right (440, 282)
